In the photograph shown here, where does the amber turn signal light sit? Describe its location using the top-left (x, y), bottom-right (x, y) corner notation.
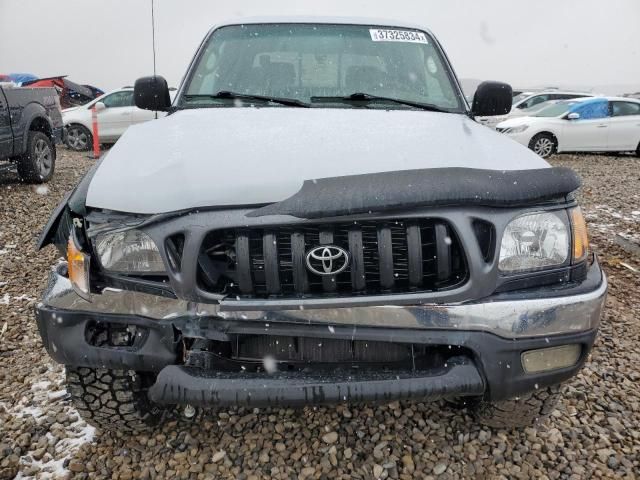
top-left (67, 234), bottom-right (91, 300)
top-left (569, 207), bottom-right (588, 263)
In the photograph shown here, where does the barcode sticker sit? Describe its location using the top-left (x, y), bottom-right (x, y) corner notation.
top-left (369, 29), bottom-right (429, 44)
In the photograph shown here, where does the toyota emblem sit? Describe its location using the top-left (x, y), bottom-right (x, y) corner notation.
top-left (305, 245), bottom-right (350, 276)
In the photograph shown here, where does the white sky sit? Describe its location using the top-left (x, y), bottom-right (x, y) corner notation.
top-left (1, 0), bottom-right (639, 92)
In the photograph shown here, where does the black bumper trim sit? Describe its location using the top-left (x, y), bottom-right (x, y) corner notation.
top-left (35, 306), bottom-right (179, 372)
top-left (35, 303), bottom-right (598, 403)
top-left (147, 359), bottom-right (485, 407)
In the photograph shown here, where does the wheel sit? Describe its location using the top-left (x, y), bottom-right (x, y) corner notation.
top-left (17, 130), bottom-right (55, 183)
top-left (528, 133), bottom-right (557, 159)
top-left (473, 385), bottom-right (562, 429)
top-left (66, 367), bottom-right (169, 433)
top-left (65, 124), bottom-right (92, 151)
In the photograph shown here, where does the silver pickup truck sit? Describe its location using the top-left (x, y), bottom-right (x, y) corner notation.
top-left (36, 18), bottom-right (606, 432)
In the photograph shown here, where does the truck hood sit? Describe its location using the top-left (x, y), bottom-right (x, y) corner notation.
top-left (86, 107), bottom-right (548, 214)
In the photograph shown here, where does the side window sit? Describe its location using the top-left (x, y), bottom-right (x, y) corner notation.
top-left (571, 101), bottom-right (609, 120)
top-left (555, 94), bottom-right (584, 100)
top-left (611, 101), bottom-right (640, 117)
top-left (101, 91), bottom-right (134, 108)
top-left (518, 94), bottom-right (548, 109)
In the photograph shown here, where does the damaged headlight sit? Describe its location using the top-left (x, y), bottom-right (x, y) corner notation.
top-left (94, 229), bottom-right (165, 274)
top-left (499, 211), bottom-right (569, 272)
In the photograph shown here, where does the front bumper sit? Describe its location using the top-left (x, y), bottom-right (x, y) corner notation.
top-left (35, 260), bottom-right (606, 404)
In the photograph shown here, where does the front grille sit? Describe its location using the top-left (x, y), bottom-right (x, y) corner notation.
top-left (198, 219), bottom-right (467, 298)
top-left (235, 336), bottom-right (413, 363)
top-left (184, 335), bottom-right (469, 373)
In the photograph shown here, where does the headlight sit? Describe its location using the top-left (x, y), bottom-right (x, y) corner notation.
top-left (94, 229), bottom-right (165, 274)
top-left (505, 125), bottom-right (529, 134)
top-left (68, 233), bottom-right (91, 300)
top-left (499, 211), bottom-right (569, 272)
top-left (568, 207), bottom-right (589, 263)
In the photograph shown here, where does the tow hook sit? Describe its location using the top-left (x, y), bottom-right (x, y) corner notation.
top-left (183, 404), bottom-right (196, 419)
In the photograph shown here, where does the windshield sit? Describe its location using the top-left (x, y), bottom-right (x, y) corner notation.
top-left (533, 101), bottom-right (579, 117)
top-left (180, 23), bottom-right (463, 111)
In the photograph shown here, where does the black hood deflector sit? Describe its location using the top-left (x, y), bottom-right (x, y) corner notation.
top-left (247, 167), bottom-right (581, 219)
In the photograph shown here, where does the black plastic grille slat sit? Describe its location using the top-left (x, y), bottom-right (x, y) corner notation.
top-left (290, 232), bottom-right (309, 294)
top-left (199, 219), bottom-right (467, 299)
top-left (377, 226), bottom-right (395, 289)
top-left (235, 234), bottom-right (253, 294)
top-left (263, 232), bottom-right (281, 294)
top-left (348, 228), bottom-right (366, 291)
top-left (435, 223), bottom-right (452, 281)
top-left (406, 223), bottom-right (423, 287)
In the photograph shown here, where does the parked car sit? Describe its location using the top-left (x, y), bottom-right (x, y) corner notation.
top-left (23, 76), bottom-right (101, 109)
top-left (477, 90), bottom-right (593, 129)
top-left (36, 18), bottom-right (606, 432)
top-left (63, 87), bottom-right (167, 151)
top-left (496, 97), bottom-right (640, 158)
top-left (0, 84), bottom-right (63, 182)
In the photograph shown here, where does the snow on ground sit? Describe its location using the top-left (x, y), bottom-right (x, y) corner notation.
top-left (7, 365), bottom-right (95, 479)
top-left (584, 204), bottom-right (640, 244)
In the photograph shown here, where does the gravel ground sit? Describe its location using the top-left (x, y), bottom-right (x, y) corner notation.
top-left (0, 149), bottom-right (639, 479)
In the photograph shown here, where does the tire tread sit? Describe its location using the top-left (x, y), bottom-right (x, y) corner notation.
top-left (17, 130), bottom-right (55, 183)
top-left (65, 366), bottom-right (165, 433)
top-left (473, 385), bottom-right (562, 429)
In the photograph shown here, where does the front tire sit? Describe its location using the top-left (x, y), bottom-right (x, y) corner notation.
top-left (473, 385), bottom-right (562, 429)
top-left (528, 133), bottom-right (557, 159)
top-left (66, 367), bottom-right (169, 433)
top-left (65, 124), bottom-right (92, 151)
top-left (17, 130), bottom-right (55, 183)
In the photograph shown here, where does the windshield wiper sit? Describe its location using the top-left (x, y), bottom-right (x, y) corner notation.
top-left (183, 91), bottom-right (311, 108)
top-left (310, 93), bottom-right (452, 112)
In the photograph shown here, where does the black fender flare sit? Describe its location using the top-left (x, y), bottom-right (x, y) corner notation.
top-left (19, 103), bottom-right (55, 152)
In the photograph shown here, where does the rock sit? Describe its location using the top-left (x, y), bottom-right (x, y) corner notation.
top-left (321, 431), bottom-right (338, 444)
top-left (211, 450), bottom-right (226, 463)
top-left (373, 464), bottom-right (384, 478)
top-left (16, 433), bottom-right (31, 448)
top-left (607, 416), bottom-right (624, 432)
top-left (433, 463), bottom-right (447, 475)
top-left (300, 466), bottom-right (316, 477)
top-left (68, 460), bottom-right (84, 473)
top-left (401, 454), bottom-right (415, 473)
top-left (546, 428), bottom-right (563, 446)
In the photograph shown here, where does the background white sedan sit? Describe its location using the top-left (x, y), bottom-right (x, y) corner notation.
top-left (63, 87), bottom-right (168, 151)
top-left (496, 97), bottom-right (640, 158)
top-left (477, 90), bottom-right (592, 129)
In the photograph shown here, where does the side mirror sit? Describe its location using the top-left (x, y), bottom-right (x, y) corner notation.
top-left (94, 101), bottom-right (106, 112)
top-left (472, 81), bottom-right (513, 117)
top-left (134, 75), bottom-right (171, 111)
top-left (567, 112), bottom-right (580, 120)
